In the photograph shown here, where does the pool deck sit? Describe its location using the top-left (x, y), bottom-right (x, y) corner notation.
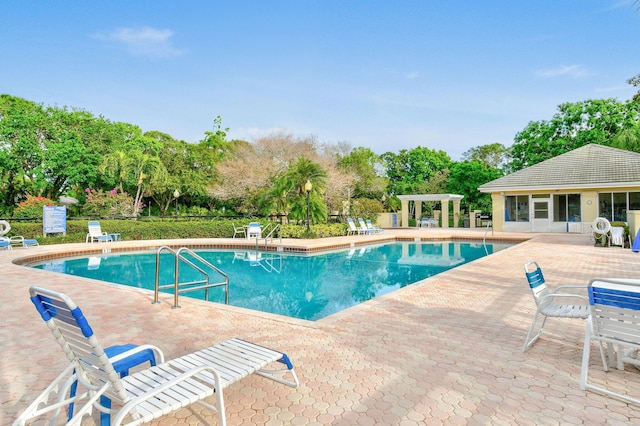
top-left (2, 228), bottom-right (640, 425)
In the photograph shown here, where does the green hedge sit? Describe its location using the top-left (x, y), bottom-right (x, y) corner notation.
top-left (5, 219), bottom-right (351, 245)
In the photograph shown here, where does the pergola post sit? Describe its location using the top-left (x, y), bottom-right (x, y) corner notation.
top-left (441, 199), bottom-right (449, 228)
top-left (401, 199), bottom-right (409, 228)
top-left (453, 199), bottom-right (461, 228)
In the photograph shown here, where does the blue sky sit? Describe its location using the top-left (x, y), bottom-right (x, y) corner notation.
top-left (1, 1), bottom-right (638, 160)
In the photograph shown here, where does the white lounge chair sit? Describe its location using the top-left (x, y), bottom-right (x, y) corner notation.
top-left (346, 218), bottom-right (360, 235)
top-left (366, 219), bottom-right (384, 233)
top-left (15, 286), bottom-right (299, 426)
top-left (9, 235), bottom-right (39, 248)
top-left (0, 237), bottom-right (12, 250)
top-left (86, 221), bottom-right (114, 243)
top-left (357, 218), bottom-right (373, 235)
top-left (522, 260), bottom-right (591, 352)
top-left (581, 278), bottom-right (640, 405)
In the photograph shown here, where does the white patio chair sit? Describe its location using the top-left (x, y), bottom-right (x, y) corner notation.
top-left (610, 226), bottom-right (624, 247)
top-left (14, 286), bottom-right (299, 426)
top-left (232, 222), bottom-right (246, 238)
top-left (522, 260), bottom-right (591, 352)
top-left (581, 278), bottom-right (640, 405)
top-left (247, 222), bottom-right (262, 239)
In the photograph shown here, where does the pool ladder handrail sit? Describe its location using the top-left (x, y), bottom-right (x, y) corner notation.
top-left (153, 246), bottom-right (229, 309)
top-left (482, 221), bottom-right (493, 246)
top-left (254, 223), bottom-right (281, 249)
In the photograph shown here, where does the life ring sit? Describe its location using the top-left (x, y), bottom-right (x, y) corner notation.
top-left (0, 220), bottom-right (10, 236)
top-left (592, 217), bottom-right (611, 235)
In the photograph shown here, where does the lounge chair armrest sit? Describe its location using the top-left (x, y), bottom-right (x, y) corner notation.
top-left (551, 285), bottom-right (588, 294)
top-left (108, 344), bottom-right (165, 364)
top-left (539, 293), bottom-right (590, 305)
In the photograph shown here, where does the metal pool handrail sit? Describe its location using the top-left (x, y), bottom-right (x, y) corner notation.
top-left (153, 246), bottom-right (229, 308)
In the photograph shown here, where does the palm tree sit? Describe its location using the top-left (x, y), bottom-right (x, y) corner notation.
top-left (99, 150), bottom-right (129, 192)
top-left (129, 151), bottom-right (166, 216)
top-left (275, 157), bottom-right (328, 223)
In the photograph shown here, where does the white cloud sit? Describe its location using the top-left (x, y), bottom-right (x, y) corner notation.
top-left (93, 26), bottom-right (183, 58)
top-left (536, 64), bottom-right (589, 78)
top-left (404, 71), bottom-right (420, 79)
top-left (233, 126), bottom-right (287, 141)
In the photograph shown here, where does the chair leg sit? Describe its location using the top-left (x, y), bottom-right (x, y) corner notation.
top-left (580, 321), bottom-right (592, 390)
top-left (522, 312), bottom-right (547, 352)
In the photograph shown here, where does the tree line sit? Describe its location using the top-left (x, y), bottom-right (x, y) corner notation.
top-left (1, 92), bottom-right (638, 222)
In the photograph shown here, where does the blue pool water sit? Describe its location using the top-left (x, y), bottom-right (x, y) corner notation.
top-left (33, 241), bottom-right (512, 320)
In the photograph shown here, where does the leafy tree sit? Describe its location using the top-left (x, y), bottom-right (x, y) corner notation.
top-left (611, 121), bottom-right (640, 152)
top-left (447, 161), bottom-right (503, 212)
top-left (381, 146), bottom-right (451, 195)
top-left (212, 133), bottom-right (353, 218)
top-left (0, 95), bottom-right (48, 209)
top-left (461, 143), bottom-right (510, 170)
top-left (337, 146), bottom-right (387, 199)
top-left (629, 73), bottom-right (640, 103)
top-left (349, 198), bottom-right (383, 222)
top-left (99, 139), bottom-right (167, 217)
top-left (128, 150), bottom-right (166, 217)
top-left (100, 150), bottom-right (130, 192)
top-left (200, 115), bottom-right (232, 160)
top-left (510, 99), bottom-right (639, 171)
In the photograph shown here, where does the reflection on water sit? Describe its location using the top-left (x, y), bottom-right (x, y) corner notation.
top-left (33, 241), bottom-right (512, 321)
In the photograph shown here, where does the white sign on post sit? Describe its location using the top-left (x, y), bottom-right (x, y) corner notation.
top-left (43, 206), bottom-right (67, 236)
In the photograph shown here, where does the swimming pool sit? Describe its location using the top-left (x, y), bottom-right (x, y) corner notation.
top-left (32, 241), bottom-right (512, 320)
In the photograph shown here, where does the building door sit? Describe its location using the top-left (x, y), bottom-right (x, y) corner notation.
top-left (531, 198), bottom-right (551, 232)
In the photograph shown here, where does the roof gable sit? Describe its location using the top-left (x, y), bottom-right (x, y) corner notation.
top-left (479, 144), bottom-right (640, 192)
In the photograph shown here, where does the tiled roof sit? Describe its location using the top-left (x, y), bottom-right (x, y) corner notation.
top-left (479, 144), bottom-right (640, 192)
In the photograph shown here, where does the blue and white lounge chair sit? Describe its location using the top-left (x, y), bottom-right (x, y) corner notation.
top-left (15, 286), bottom-right (299, 426)
top-left (366, 220), bottom-right (384, 233)
top-left (346, 218), bottom-right (360, 235)
top-left (581, 278), bottom-right (640, 405)
top-left (357, 218), bottom-right (373, 235)
top-left (0, 237), bottom-right (12, 250)
top-left (86, 221), bottom-right (113, 243)
top-left (9, 236), bottom-right (39, 248)
top-left (522, 260), bottom-right (591, 352)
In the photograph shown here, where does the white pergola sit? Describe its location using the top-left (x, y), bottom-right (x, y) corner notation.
top-left (397, 194), bottom-right (464, 228)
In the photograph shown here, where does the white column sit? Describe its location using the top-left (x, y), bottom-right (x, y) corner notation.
top-left (441, 200), bottom-right (450, 228)
top-left (401, 199), bottom-right (409, 228)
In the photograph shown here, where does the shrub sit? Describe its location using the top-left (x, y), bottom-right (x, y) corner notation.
top-left (8, 218), bottom-right (353, 245)
top-left (13, 195), bottom-right (56, 218)
top-left (349, 198), bottom-right (383, 222)
top-left (82, 188), bottom-right (137, 218)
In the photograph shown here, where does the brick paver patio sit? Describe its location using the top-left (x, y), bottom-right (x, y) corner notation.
top-left (2, 229), bottom-right (640, 425)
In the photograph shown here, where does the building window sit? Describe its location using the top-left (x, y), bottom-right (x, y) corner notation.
top-left (505, 195), bottom-right (529, 222)
top-left (598, 192), bottom-right (640, 222)
top-left (553, 194), bottom-right (581, 222)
